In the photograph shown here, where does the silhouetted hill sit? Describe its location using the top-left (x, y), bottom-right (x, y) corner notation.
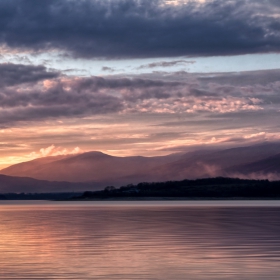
top-left (0, 151), bottom-right (182, 183)
top-left (1, 142), bottom-right (280, 185)
top-left (0, 174), bottom-right (102, 193)
top-left (129, 142), bottom-right (280, 181)
top-left (226, 153), bottom-right (280, 179)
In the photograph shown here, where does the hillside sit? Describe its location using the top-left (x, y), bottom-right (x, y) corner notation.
top-left (0, 151), bottom-right (182, 183)
top-left (1, 142), bottom-right (280, 187)
top-left (226, 153), bottom-right (280, 179)
top-left (0, 174), bottom-right (101, 193)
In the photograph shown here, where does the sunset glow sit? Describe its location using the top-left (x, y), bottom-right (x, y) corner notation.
top-left (0, 0), bottom-right (279, 170)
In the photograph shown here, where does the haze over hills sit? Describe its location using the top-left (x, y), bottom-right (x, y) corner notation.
top-left (0, 151), bottom-right (182, 183)
top-left (148, 142), bottom-right (280, 182)
top-left (226, 153), bottom-right (280, 180)
top-left (1, 142), bottom-right (280, 194)
top-left (0, 174), bottom-right (98, 193)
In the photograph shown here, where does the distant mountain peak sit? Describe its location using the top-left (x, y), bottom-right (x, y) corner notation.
top-left (1, 142), bottom-right (280, 187)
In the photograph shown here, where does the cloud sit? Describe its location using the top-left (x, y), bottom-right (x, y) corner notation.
top-left (1, 63), bottom-right (280, 128)
top-left (123, 96), bottom-right (262, 114)
top-left (0, 142), bottom-right (24, 149)
top-left (0, 66), bottom-right (181, 125)
top-left (0, 145), bottom-right (83, 168)
top-left (0, 0), bottom-right (280, 58)
top-left (38, 145), bottom-right (82, 157)
top-left (226, 171), bottom-right (280, 181)
top-left (244, 132), bottom-right (266, 140)
top-left (101, 66), bottom-right (115, 72)
top-left (137, 60), bottom-right (195, 69)
top-left (197, 70), bottom-right (280, 86)
top-left (0, 63), bottom-right (59, 86)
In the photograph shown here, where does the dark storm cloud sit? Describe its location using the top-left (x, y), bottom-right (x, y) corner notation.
top-left (0, 63), bottom-right (59, 86)
top-left (0, 0), bottom-right (280, 58)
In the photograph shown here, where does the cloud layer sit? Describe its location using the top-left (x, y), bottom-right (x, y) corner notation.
top-left (0, 63), bottom-right (59, 86)
top-left (1, 63), bottom-right (280, 168)
top-left (2, 63), bottom-right (278, 126)
top-left (0, 0), bottom-right (280, 58)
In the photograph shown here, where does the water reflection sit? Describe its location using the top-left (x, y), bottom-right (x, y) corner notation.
top-left (1, 202), bottom-right (280, 279)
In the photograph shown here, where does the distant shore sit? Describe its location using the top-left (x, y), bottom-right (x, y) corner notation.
top-left (66, 177), bottom-right (280, 201)
top-left (2, 177), bottom-right (280, 201)
top-left (65, 197), bottom-right (280, 201)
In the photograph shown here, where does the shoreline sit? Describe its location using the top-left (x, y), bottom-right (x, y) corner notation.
top-left (62, 196), bottom-right (280, 201)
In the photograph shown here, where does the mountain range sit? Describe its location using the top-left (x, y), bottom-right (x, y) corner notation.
top-left (1, 142), bottom-right (280, 193)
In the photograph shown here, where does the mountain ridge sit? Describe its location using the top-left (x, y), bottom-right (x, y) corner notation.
top-left (0, 174), bottom-right (102, 193)
top-left (1, 142), bottom-right (280, 191)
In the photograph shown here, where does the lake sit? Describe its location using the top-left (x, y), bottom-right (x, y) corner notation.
top-left (1, 201), bottom-right (280, 279)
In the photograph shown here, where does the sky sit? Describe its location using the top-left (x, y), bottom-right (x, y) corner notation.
top-left (0, 0), bottom-right (280, 169)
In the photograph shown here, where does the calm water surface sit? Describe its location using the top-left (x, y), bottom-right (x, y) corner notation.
top-left (1, 201), bottom-right (280, 279)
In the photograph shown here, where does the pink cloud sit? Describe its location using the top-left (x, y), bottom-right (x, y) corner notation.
top-left (123, 96), bottom-right (262, 114)
top-left (39, 145), bottom-right (82, 157)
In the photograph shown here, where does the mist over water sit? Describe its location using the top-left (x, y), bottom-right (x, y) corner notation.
top-left (1, 201), bottom-right (280, 279)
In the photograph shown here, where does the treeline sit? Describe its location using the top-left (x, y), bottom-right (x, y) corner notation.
top-left (1, 177), bottom-right (280, 200)
top-left (0, 192), bottom-right (82, 200)
top-left (76, 177), bottom-right (280, 199)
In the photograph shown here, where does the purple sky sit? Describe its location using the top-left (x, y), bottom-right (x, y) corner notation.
top-left (0, 0), bottom-right (280, 168)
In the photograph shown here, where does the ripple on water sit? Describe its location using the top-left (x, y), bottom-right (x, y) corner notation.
top-left (0, 201), bottom-right (280, 279)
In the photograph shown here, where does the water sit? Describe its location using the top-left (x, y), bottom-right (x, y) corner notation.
top-left (1, 201), bottom-right (280, 279)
